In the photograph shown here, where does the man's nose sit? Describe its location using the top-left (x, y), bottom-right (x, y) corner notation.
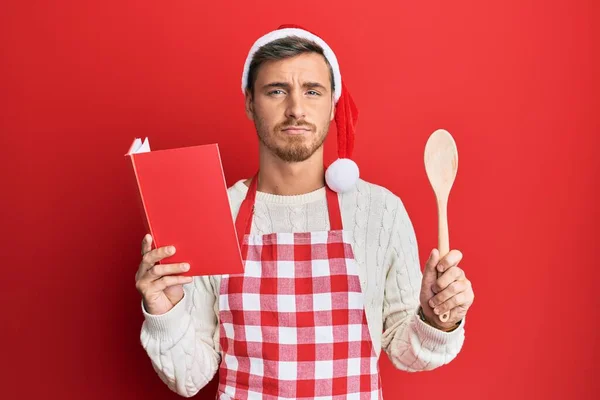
top-left (285, 91), bottom-right (306, 120)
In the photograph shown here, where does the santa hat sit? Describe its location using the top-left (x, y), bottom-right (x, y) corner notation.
top-left (241, 24), bottom-right (359, 193)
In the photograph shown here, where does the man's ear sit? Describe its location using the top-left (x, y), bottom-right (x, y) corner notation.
top-left (330, 94), bottom-right (335, 121)
top-left (245, 89), bottom-right (254, 121)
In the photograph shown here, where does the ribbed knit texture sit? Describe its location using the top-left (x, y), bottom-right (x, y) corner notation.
top-left (140, 179), bottom-right (466, 398)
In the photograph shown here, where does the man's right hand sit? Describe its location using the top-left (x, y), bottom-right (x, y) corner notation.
top-left (135, 234), bottom-right (193, 315)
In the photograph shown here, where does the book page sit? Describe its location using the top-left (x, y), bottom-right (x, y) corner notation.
top-left (127, 137), bottom-right (151, 154)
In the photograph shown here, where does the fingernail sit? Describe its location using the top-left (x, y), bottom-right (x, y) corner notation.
top-left (434, 308), bottom-right (440, 315)
top-left (168, 246), bottom-right (175, 254)
top-left (429, 300), bottom-right (435, 308)
top-left (181, 263), bottom-right (190, 271)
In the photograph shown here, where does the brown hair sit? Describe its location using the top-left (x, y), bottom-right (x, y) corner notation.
top-left (246, 36), bottom-right (335, 97)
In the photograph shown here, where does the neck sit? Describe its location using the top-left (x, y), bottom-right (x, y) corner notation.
top-left (252, 144), bottom-right (325, 195)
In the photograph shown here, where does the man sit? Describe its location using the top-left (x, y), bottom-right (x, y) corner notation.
top-left (135, 25), bottom-right (474, 399)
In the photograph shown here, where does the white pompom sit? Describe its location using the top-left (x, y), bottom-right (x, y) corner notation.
top-left (325, 158), bottom-right (360, 193)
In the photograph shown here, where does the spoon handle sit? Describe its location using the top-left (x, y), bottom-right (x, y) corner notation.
top-left (437, 198), bottom-right (451, 323)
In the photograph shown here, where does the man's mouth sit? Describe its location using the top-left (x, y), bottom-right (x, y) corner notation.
top-left (282, 126), bottom-right (311, 134)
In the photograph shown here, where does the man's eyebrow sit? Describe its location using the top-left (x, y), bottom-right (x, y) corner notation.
top-left (261, 82), bottom-right (328, 90)
top-left (262, 82), bottom-right (291, 90)
top-left (303, 82), bottom-right (327, 90)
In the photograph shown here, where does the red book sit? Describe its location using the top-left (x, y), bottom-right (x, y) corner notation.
top-left (125, 137), bottom-right (244, 277)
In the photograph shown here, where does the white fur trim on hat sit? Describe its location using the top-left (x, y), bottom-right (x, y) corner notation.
top-left (241, 28), bottom-right (342, 103)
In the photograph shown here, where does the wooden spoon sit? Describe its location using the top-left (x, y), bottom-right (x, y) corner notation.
top-left (424, 129), bottom-right (459, 323)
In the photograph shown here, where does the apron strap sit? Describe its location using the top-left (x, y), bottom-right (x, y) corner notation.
top-left (234, 173), bottom-right (258, 247)
top-left (234, 172), bottom-right (343, 245)
top-left (325, 184), bottom-right (343, 231)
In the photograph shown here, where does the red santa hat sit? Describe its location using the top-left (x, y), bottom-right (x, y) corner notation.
top-left (241, 24), bottom-right (359, 193)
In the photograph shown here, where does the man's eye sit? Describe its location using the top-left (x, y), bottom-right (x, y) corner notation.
top-left (269, 90), bottom-right (285, 95)
top-left (307, 90), bottom-right (321, 96)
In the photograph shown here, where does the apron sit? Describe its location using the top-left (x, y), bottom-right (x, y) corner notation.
top-left (217, 174), bottom-right (382, 399)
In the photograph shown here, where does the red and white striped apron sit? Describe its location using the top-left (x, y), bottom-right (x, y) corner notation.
top-left (217, 174), bottom-right (382, 399)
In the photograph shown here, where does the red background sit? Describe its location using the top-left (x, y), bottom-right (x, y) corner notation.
top-left (1, 1), bottom-right (597, 399)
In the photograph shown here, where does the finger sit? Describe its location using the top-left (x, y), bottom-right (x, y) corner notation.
top-left (429, 279), bottom-right (468, 308)
top-left (436, 249), bottom-right (463, 273)
top-left (141, 234), bottom-right (153, 256)
top-left (433, 291), bottom-right (469, 316)
top-left (152, 275), bottom-right (194, 292)
top-left (140, 245), bottom-right (177, 270)
top-left (147, 262), bottom-right (190, 280)
top-left (431, 266), bottom-right (465, 294)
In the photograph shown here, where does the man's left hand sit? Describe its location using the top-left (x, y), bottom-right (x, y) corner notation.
top-left (419, 248), bottom-right (475, 331)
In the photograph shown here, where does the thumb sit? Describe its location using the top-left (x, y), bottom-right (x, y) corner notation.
top-left (423, 248), bottom-right (440, 283)
top-left (141, 234), bottom-right (153, 255)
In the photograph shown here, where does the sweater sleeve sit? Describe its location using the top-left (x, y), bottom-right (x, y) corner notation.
top-left (140, 276), bottom-right (221, 397)
top-left (380, 196), bottom-right (466, 371)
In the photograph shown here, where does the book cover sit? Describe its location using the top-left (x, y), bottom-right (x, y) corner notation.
top-left (125, 138), bottom-right (244, 277)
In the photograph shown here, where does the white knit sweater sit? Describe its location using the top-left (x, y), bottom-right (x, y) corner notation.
top-left (140, 179), bottom-right (466, 398)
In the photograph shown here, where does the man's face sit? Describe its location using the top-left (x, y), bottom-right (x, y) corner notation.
top-left (246, 53), bottom-right (335, 163)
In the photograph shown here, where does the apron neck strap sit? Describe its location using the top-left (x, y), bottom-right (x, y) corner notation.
top-left (325, 182), bottom-right (343, 231)
top-left (235, 172), bottom-right (343, 245)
